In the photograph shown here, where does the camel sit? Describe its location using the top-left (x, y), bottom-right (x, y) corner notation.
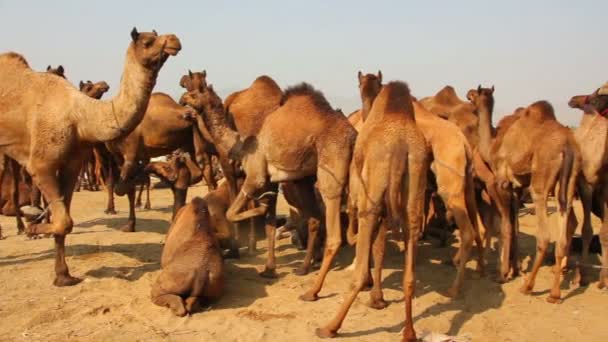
top-left (471, 88), bottom-right (581, 302)
top-left (105, 91), bottom-right (210, 232)
top-left (346, 71), bottom-right (382, 131)
top-left (180, 69), bottom-right (207, 92)
top-left (0, 28), bottom-right (181, 286)
top-left (180, 82), bottom-right (357, 295)
top-left (316, 81), bottom-right (428, 341)
top-left (568, 86), bottom-right (608, 288)
top-left (347, 72), bottom-right (483, 297)
top-left (151, 197), bottom-right (226, 316)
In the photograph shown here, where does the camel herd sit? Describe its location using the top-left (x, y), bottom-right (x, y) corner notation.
top-left (0, 28), bottom-right (607, 341)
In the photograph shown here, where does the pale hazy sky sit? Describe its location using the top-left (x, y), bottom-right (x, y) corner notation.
top-left (1, 1), bottom-right (604, 126)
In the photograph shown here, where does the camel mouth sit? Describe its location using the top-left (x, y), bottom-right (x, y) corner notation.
top-left (163, 45), bottom-right (181, 56)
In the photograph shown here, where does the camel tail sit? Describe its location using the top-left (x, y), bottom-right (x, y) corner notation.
top-left (387, 154), bottom-right (406, 227)
top-left (558, 146), bottom-right (574, 214)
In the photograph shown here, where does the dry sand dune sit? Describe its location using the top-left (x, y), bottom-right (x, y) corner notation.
top-left (1, 184), bottom-right (607, 341)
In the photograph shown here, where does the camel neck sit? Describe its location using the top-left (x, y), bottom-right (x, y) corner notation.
top-left (361, 97), bottom-right (375, 122)
top-left (477, 102), bottom-right (494, 163)
top-left (203, 103), bottom-right (241, 159)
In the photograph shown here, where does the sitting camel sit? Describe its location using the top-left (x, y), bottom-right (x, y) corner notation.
top-left (568, 85), bottom-right (608, 288)
top-left (0, 28), bottom-right (181, 286)
top-left (151, 197), bottom-right (227, 316)
top-left (180, 82), bottom-right (357, 297)
top-left (316, 81), bottom-right (428, 341)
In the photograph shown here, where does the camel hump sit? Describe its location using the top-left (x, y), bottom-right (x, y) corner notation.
top-left (281, 82), bottom-right (334, 112)
top-left (434, 85), bottom-right (462, 105)
top-left (526, 100), bottom-right (557, 122)
top-left (252, 75), bottom-right (280, 89)
top-left (0, 52), bottom-right (30, 68)
top-left (376, 81), bottom-right (414, 116)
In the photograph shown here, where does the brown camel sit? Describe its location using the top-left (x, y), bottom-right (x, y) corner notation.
top-left (151, 197), bottom-right (226, 316)
top-left (568, 86), bottom-right (608, 288)
top-left (105, 91), bottom-right (210, 232)
top-left (316, 81), bottom-right (428, 341)
top-left (346, 71), bottom-right (382, 131)
top-left (0, 28), bottom-right (181, 286)
top-left (180, 69), bottom-right (207, 92)
top-left (347, 72), bottom-right (483, 297)
top-left (473, 89), bottom-right (581, 302)
top-left (180, 82), bottom-right (357, 295)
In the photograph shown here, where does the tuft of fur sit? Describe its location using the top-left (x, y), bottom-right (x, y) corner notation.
top-left (280, 82), bottom-right (334, 112)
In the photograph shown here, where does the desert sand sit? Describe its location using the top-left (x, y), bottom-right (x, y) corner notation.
top-left (1, 183), bottom-right (607, 342)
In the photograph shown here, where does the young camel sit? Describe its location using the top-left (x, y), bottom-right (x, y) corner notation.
top-left (347, 72), bottom-right (483, 298)
top-left (180, 83), bottom-right (357, 297)
top-left (568, 86), bottom-right (608, 288)
top-left (316, 81), bottom-right (428, 341)
top-left (0, 28), bottom-right (181, 286)
top-left (476, 93), bottom-right (581, 302)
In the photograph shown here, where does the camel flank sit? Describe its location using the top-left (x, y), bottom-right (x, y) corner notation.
top-left (0, 28), bottom-right (181, 287)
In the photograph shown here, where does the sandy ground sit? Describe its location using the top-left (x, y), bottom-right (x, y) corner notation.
top-left (1, 183), bottom-right (608, 342)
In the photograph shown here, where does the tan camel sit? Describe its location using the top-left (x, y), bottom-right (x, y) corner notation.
top-left (568, 86), bottom-right (608, 288)
top-left (473, 89), bottom-right (581, 302)
top-left (180, 82), bottom-right (357, 295)
top-left (0, 28), bottom-right (181, 286)
top-left (347, 72), bottom-right (483, 297)
top-left (316, 81), bottom-right (428, 341)
top-left (180, 69), bottom-right (207, 92)
top-left (105, 92), bottom-right (209, 232)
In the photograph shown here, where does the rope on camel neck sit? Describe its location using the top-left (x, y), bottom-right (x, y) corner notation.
top-left (34, 197), bottom-right (64, 222)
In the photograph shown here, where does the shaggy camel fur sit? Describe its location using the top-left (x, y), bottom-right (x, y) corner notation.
top-left (316, 81), bottom-right (428, 341)
top-left (151, 197), bottom-right (226, 316)
top-left (106, 92), bottom-right (209, 232)
top-left (477, 92), bottom-right (581, 302)
top-left (0, 28), bottom-right (181, 286)
top-left (568, 87), bottom-right (608, 288)
top-left (181, 83), bottom-right (357, 295)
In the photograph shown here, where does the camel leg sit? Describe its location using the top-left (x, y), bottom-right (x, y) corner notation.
top-left (493, 181), bottom-right (513, 283)
top-left (598, 181), bottom-right (608, 289)
top-left (575, 181), bottom-right (593, 286)
top-left (247, 201), bottom-right (257, 253)
top-left (144, 175), bottom-right (151, 210)
top-left (295, 217), bottom-right (321, 276)
top-left (135, 183), bottom-right (144, 208)
top-left (202, 153), bottom-right (217, 191)
top-left (260, 190), bottom-right (279, 278)
top-left (444, 202), bottom-right (474, 298)
top-left (104, 161), bottom-right (117, 215)
top-left (120, 187), bottom-right (136, 232)
top-left (9, 160), bottom-right (25, 233)
top-left (465, 178), bottom-right (485, 275)
top-left (520, 191), bottom-right (551, 295)
top-left (547, 208), bottom-right (576, 303)
top-left (368, 219), bottom-right (388, 309)
top-left (315, 209), bottom-right (379, 338)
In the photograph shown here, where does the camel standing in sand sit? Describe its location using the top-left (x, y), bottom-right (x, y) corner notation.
top-left (568, 86), bottom-right (608, 288)
top-left (316, 81), bottom-right (428, 341)
top-left (181, 83), bottom-right (356, 296)
top-left (471, 88), bottom-right (581, 301)
top-left (105, 92), bottom-right (208, 232)
top-left (0, 28), bottom-right (181, 286)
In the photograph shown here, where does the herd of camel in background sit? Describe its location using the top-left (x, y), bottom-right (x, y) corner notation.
top-left (0, 28), bottom-right (607, 341)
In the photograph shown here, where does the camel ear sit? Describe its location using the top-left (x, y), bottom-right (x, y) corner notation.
top-left (208, 84), bottom-right (214, 92)
top-left (491, 85), bottom-right (495, 94)
top-left (202, 70), bottom-right (207, 78)
top-left (358, 71), bottom-right (363, 84)
top-left (188, 69), bottom-right (193, 78)
top-left (46, 65), bottom-right (51, 71)
top-left (152, 29), bottom-right (158, 36)
top-left (131, 27), bottom-right (139, 42)
top-left (79, 81), bottom-right (85, 90)
top-left (57, 65), bottom-right (64, 74)
top-left (179, 74), bottom-right (191, 89)
top-left (377, 70), bottom-right (383, 83)
top-left (477, 85), bottom-right (482, 94)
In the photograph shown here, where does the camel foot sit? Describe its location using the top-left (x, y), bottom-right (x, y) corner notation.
top-left (519, 283), bottom-right (533, 295)
top-left (0, 234), bottom-right (5, 240)
top-left (293, 264), bottom-right (310, 276)
top-left (368, 298), bottom-right (388, 310)
top-left (120, 223), bottom-right (135, 233)
top-left (171, 305), bottom-right (188, 317)
top-left (53, 274), bottom-right (82, 287)
top-left (104, 208), bottom-right (117, 215)
top-left (441, 286), bottom-right (459, 299)
top-left (144, 204), bottom-right (151, 210)
top-left (495, 273), bottom-right (510, 284)
top-left (315, 328), bottom-right (337, 339)
top-left (223, 248), bottom-right (240, 259)
top-left (546, 295), bottom-right (562, 304)
top-left (573, 268), bottom-right (589, 287)
top-left (259, 267), bottom-right (278, 279)
top-left (299, 291), bottom-right (319, 302)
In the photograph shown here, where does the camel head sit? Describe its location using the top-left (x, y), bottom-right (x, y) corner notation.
top-left (568, 85), bottom-right (608, 116)
top-left (79, 80), bottom-right (110, 100)
top-left (358, 70), bottom-right (383, 101)
top-left (180, 69), bottom-right (207, 92)
top-left (129, 27), bottom-right (181, 71)
top-left (468, 85), bottom-right (495, 112)
top-left (46, 65), bottom-right (65, 79)
top-left (180, 85), bottom-right (243, 160)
